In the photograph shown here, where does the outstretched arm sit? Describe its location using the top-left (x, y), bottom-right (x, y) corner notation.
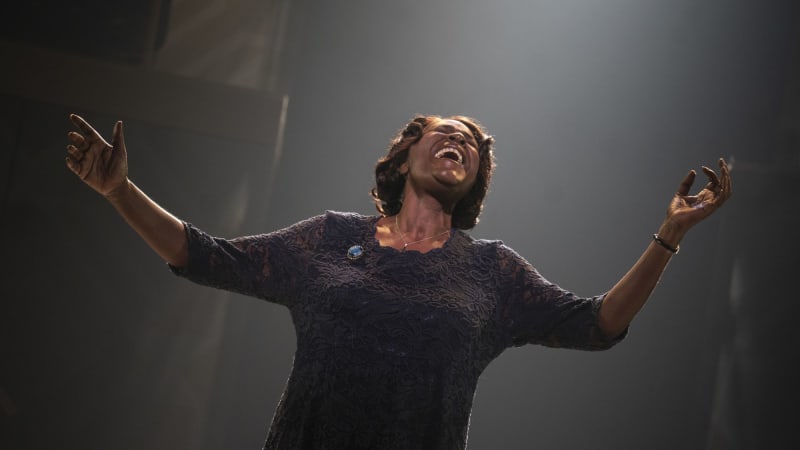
top-left (66, 114), bottom-right (188, 267)
top-left (598, 158), bottom-right (733, 337)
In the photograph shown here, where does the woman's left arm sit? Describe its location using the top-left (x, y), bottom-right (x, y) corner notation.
top-left (598, 158), bottom-right (733, 338)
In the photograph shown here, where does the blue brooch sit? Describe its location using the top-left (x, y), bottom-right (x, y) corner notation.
top-left (346, 245), bottom-right (364, 260)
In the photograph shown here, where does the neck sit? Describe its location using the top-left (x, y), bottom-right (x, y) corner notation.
top-left (395, 200), bottom-right (453, 241)
top-left (396, 181), bottom-right (458, 232)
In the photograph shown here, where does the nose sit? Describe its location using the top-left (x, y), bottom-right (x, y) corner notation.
top-left (448, 133), bottom-right (466, 146)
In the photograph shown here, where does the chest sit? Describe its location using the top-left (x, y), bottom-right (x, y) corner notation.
top-left (293, 250), bottom-right (497, 349)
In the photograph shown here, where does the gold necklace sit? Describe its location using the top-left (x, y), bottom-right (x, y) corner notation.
top-left (394, 215), bottom-right (450, 251)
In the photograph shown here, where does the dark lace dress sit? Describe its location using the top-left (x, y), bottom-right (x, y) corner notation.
top-left (170, 211), bottom-right (624, 449)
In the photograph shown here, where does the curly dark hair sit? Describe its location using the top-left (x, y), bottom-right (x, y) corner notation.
top-left (370, 115), bottom-right (496, 230)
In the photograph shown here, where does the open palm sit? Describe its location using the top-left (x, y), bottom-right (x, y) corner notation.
top-left (667, 158), bottom-right (732, 230)
top-left (65, 114), bottom-right (128, 197)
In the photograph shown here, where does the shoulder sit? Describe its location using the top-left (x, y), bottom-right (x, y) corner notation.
top-left (324, 210), bottom-right (374, 223)
top-left (271, 210), bottom-right (369, 232)
top-left (458, 233), bottom-right (509, 257)
top-left (459, 234), bottom-right (531, 271)
top-left (318, 210), bottom-right (378, 239)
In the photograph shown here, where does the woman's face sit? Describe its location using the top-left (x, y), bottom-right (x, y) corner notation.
top-left (400, 118), bottom-right (481, 205)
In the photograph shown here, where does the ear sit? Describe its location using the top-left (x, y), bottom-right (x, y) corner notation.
top-left (399, 162), bottom-right (409, 176)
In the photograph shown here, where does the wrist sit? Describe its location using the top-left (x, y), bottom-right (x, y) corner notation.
top-left (654, 220), bottom-right (686, 252)
top-left (105, 178), bottom-right (133, 203)
top-left (653, 233), bottom-right (679, 254)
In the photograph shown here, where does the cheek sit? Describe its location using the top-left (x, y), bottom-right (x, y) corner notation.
top-left (469, 153), bottom-right (482, 176)
top-left (406, 143), bottom-right (427, 167)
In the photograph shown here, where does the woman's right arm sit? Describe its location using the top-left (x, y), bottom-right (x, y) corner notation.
top-left (65, 114), bottom-right (188, 267)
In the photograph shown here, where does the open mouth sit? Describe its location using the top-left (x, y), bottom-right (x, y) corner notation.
top-left (434, 146), bottom-right (464, 165)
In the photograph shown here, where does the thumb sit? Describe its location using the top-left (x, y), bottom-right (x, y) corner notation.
top-left (675, 169), bottom-right (696, 197)
top-left (111, 120), bottom-right (127, 156)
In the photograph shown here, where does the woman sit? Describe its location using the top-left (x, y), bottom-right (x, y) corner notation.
top-left (66, 113), bottom-right (731, 449)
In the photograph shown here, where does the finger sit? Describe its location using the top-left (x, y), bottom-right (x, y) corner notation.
top-left (720, 158), bottom-right (733, 197)
top-left (69, 114), bottom-right (105, 142)
top-left (701, 166), bottom-right (721, 188)
top-left (676, 169), bottom-right (696, 196)
top-left (65, 155), bottom-right (80, 174)
top-left (67, 131), bottom-right (87, 148)
top-left (66, 144), bottom-right (84, 162)
top-left (111, 120), bottom-right (125, 154)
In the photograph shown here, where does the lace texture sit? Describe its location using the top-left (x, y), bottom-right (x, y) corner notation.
top-left (170, 211), bottom-right (625, 449)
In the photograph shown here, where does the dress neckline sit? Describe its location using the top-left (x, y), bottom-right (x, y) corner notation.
top-left (367, 215), bottom-right (456, 256)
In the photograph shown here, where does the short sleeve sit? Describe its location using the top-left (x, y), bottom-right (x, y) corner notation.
top-left (495, 243), bottom-right (626, 350)
top-left (169, 214), bottom-right (326, 307)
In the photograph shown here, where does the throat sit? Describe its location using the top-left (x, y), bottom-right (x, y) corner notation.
top-left (394, 215), bottom-right (450, 252)
top-left (373, 216), bottom-right (452, 253)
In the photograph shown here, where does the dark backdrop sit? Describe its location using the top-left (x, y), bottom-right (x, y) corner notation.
top-left (2, 1), bottom-right (799, 449)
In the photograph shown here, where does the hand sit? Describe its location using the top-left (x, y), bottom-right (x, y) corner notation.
top-left (666, 158), bottom-right (732, 232)
top-left (66, 114), bottom-right (129, 197)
